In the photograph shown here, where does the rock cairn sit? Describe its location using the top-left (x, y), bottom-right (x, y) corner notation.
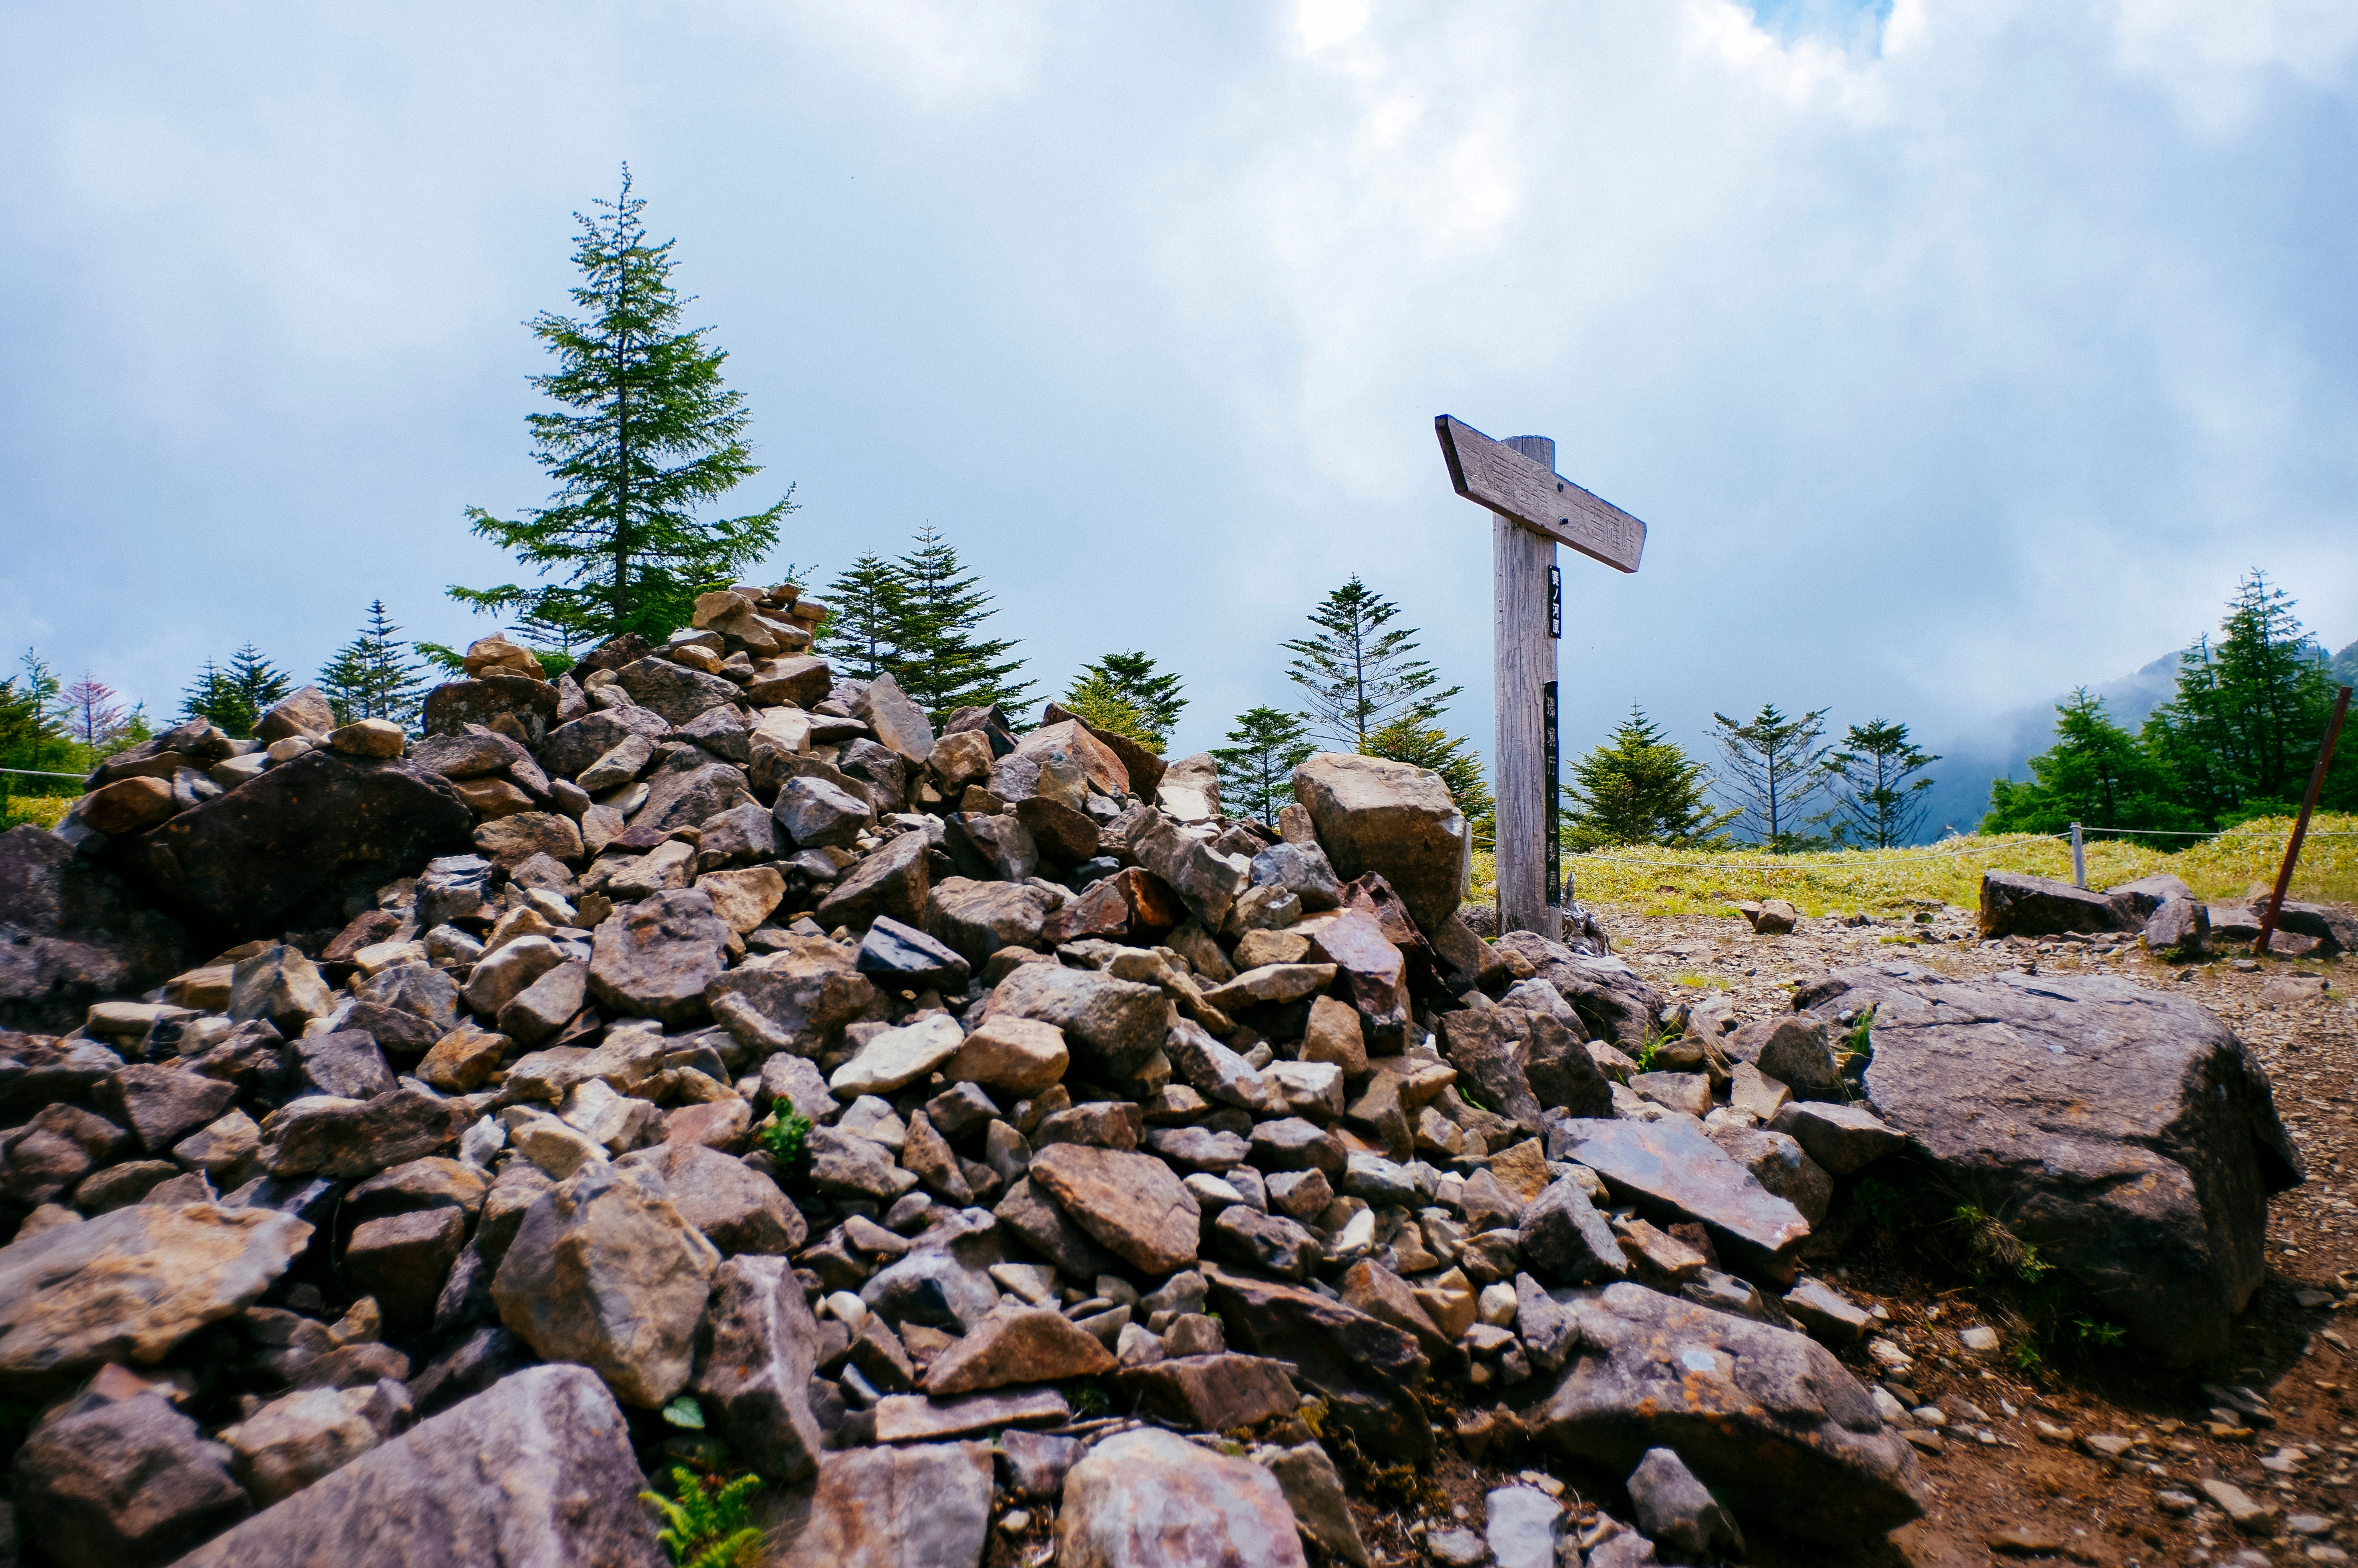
top-left (0, 589), bottom-right (2306, 1567)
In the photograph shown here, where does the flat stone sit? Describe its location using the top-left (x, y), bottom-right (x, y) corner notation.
top-left (1782, 1276), bottom-right (1875, 1343)
top-left (265, 1088), bottom-right (462, 1179)
top-left (1115, 1352), bottom-right (1298, 1431)
top-left (217, 1378), bottom-right (413, 1504)
top-left (830, 1012), bottom-right (966, 1096)
top-left (1550, 1116), bottom-right (1810, 1284)
top-left (920, 1306), bottom-right (1114, 1396)
top-left (1535, 1281), bottom-right (1924, 1543)
top-left (588, 888), bottom-right (732, 1026)
top-left (942, 1016), bottom-right (1067, 1097)
top-left (1980, 871), bottom-right (2125, 936)
top-left (0, 1200), bottom-right (309, 1389)
top-left (814, 830), bottom-right (931, 932)
top-left (761, 1440), bottom-right (992, 1567)
top-left (1805, 964), bottom-right (2302, 1363)
top-left (1203, 1265), bottom-right (1432, 1460)
top-left (172, 1364), bottom-right (664, 1567)
top-left (1026, 1144), bottom-right (1199, 1274)
top-left (928, 877), bottom-right (1054, 962)
top-left (1704, 1124), bottom-right (1832, 1227)
top-left (870, 1387), bottom-right (1068, 1442)
top-left (96, 1063), bottom-right (239, 1154)
top-left (993, 1177), bottom-right (1115, 1279)
top-left (707, 936), bottom-right (880, 1055)
top-left (1055, 1426), bottom-right (1307, 1568)
top-left (855, 914), bottom-right (971, 991)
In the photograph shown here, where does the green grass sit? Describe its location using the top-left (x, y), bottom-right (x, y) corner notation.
top-left (0, 795), bottom-right (73, 831)
top-left (1469, 813), bottom-right (2358, 918)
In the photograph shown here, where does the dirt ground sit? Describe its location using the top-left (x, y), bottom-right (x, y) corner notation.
top-left (1344, 901), bottom-right (2358, 1568)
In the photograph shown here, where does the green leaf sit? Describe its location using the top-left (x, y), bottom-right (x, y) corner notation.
top-left (662, 1395), bottom-right (705, 1430)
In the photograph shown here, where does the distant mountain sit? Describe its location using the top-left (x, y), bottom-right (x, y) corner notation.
top-left (1913, 636), bottom-right (2351, 841)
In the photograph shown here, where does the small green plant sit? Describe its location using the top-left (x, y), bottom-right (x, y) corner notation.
top-left (1063, 1377), bottom-right (1111, 1419)
top-left (1953, 1204), bottom-right (2051, 1286)
top-left (661, 1395), bottom-right (706, 1430)
top-left (2069, 1315), bottom-right (2127, 1349)
top-left (2010, 1339), bottom-right (2045, 1374)
top-left (1632, 1038), bottom-right (1661, 1073)
top-left (1455, 1081), bottom-right (1492, 1113)
top-left (759, 1108), bottom-right (813, 1170)
top-left (640, 1467), bottom-right (763, 1568)
top-left (1843, 1005), bottom-right (1876, 1064)
top-left (1853, 1177), bottom-right (1902, 1229)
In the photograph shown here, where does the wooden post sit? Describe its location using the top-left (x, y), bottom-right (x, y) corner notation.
top-left (1494, 435), bottom-right (1559, 941)
top-left (2256, 684), bottom-right (2352, 956)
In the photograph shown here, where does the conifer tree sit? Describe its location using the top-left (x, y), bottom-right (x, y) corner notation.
top-left (1562, 708), bottom-right (1735, 850)
top-left (888, 527), bottom-right (1030, 720)
top-left (1283, 578), bottom-right (1459, 748)
top-left (1064, 652), bottom-right (1185, 750)
top-left (320, 602), bottom-right (432, 727)
top-left (452, 166), bottom-right (795, 643)
top-left (1983, 689), bottom-right (2191, 839)
top-left (817, 554), bottom-right (908, 683)
top-left (60, 676), bottom-right (131, 752)
top-left (1212, 707), bottom-right (1316, 824)
top-left (1708, 703), bottom-right (1832, 850)
top-left (0, 653), bottom-right (68, 777)
top-left (1819, 719), bottom-right (1940, 849)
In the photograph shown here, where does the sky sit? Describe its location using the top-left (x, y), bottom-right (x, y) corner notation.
top-left (4, 0), bottom-right (2355, 827)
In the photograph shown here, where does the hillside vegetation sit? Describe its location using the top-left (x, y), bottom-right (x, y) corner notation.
top-left (1469, 812), bottom-right (2358, 917)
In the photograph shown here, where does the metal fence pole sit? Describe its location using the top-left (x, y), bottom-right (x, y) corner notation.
top-left (2070, 821), bottom-right (2085, 889)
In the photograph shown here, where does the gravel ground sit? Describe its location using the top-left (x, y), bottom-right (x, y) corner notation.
top-left (1333, 902), bottom-right (2358, 1568)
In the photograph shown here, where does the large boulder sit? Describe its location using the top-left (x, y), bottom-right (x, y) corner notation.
top-left (540, 706), bottom-right (671, 781)
top-left (1203, 1264), bottom-right (1432, 1461)
top-left (115, 752), bottom-right (473, 940)
top-left (0, 1201), bottom-right (311, 1393)
top-left (171, 1364), bottom-right (665, 1567)
top-left (1290, 753), bottom-right (1468, 932)
top-left (491, 1161), bottom-right (721, 1407)
top-left (614, 656), bottom-right (741, 725)
top-left (1056, 1427), bottom-right (1308, 1568)
top-left (12, 1391), bottom-right (249, 1568)
top-left (1535, 1282), bottom-right (1923, 1544)
top-left (1978, 871), bottom-right (2123, 937)
top-left (1027, 1144), bottom-right (1199, 1274)
top-left (1490, 932), bottom-right (1662, 1050)
top-left (0, 825), bottom-right (195, 1032)
top-left (1801, 963), bottom-right (2302, 1363)
top-left (588, 889), bottom-right (732, 1026)
top-left (706, 937), bottom-right (880, 1056)
top-left (813, 830), bottom-right (931, 932)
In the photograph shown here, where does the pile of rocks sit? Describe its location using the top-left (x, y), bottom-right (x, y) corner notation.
top-left (1979, 867), bottom-right (2356, 960)
top-left (0, 605), bottom-right (2306, 1567)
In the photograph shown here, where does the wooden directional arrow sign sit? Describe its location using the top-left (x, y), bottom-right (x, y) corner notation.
top-left (1435, 415), bottom-right (1646, 573)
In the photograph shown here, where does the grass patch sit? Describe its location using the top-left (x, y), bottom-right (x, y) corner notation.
top-left (0, 795), bottom-right (73, 832)
top-left (1467, 813), bottom-right (2358, 917)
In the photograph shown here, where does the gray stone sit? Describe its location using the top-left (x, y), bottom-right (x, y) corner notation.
top-left (96, 1064), bottom-right (239, 1154)
top-left (1978, 871), bottom-right (2124, 936)
top-left (615, 655), bottom-right (741, 725)
top-left (542, 706), bottom-right (671, 781)
top-left (1436, 1007), bottom-right (1543, 1132)
top-left (1291, 753), bottom-right (1468, 932)
top-left (1549, 1117), bottom-right (1810, 1284)
top-left (1055, 1427), bottom-right (1307, 1568)
top-left (985, 962), bottom-right (1169, 1082)
top-left (171, 1365), bottom-right (665, 1568)
top-left (1027, 1144), bottom-right (1199, 1275)
top-left (1488, 933), bottom-right (1663, 1051)
top-left (291, 1031), bottom-right (396, 1103)
top-left (12, 1391), bottom-right (247, 1568)
top-left (2143, 897), bottom-right (2209, 957)
top-left (2105, 872), bottom-right (2195, 926)
top-left (1765, 1100), bottom-right (1908, 1176)
top-left (1485, 1484), bottom-right (1565, 1568)
top-left (1518, 1174), bottom-right (1630, 1286)
top-left (860, 1245), bottom-right (1002, 1333)
top-left (1211, 1205), bottom-right (1321, 1281)
top-left (1703, 1125), bottom-right (1832, 1227)
top-left (928, 877), bottom-right (1053, 964)
top-left (217, 1379), bottom-right (413, 1505)
top-left (1203, 1265), bottom-right (1432, 1461)
top-left (635, 761), bottom-right (755, 837)
top-left (855, 915), bottom-right (970, 991)
top-left (1626, 1446), bottom-right (1745, 1562)
top-left (762, 1441), bottom-right (991, 1568)
top-left (1269, 1441), bottom-right (1370, 1567)
top-left (774, 775), bottom-right (874, 849)
top-left (588, 888), bottom-right (732, 1026)
top-left (1725, 1014), bottom-right (1842, 1101)
top-left (265, 1088), bottom-right (461, 1179)
top-left (1805, 963), bottom-right (2301, 1363)
top-left (491, 1162), bottom-right (720, 1407)
top-left (993, 1176), bottom-right (1115, 1279)
top-left (616, 1142), bottom-right (804, 1256)
top-left (814, 830), bottom-right (931, 932)
top-left (1535, 1281), bottom-right (1923, 1543)
top-left (693, 1255), bottom-right (825, 1482)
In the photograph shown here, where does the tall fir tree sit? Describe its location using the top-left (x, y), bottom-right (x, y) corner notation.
top-left (1283, 578), bottom-right (1459, 748)
top-left (817, 554), bottom-right (908, 683)
top-left (0, 653), bottom-right (68, 779)
top-left (1561, 708), bottom-right (1735, 850)
top-left (1708, 703), bottom-right (1833, 850)
top-left (1819, 720), bottom-right (1940, 849)
top-left (888, 527), bottom-right (1030, 720)
top-left (180, 660), bottom-right (247, 736)
top-left (1064, 652), bottom-right (1185, 751)
top-left (451, 166), bottom-right (795, 644)
top-left (1211, 707), bottom-right (1316, 825)
top-left (319, 602), bottom-right (432, 727)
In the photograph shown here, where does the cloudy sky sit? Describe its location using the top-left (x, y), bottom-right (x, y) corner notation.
top-left (5, 0), bottom-right (2354, 821)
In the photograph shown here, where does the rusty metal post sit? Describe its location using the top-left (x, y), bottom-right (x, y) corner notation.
top-left (2256, 684), bottom-right (2352, 957)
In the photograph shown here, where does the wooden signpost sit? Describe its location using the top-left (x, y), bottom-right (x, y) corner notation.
top-left (1436, 416), bottom-right (1649, 940)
